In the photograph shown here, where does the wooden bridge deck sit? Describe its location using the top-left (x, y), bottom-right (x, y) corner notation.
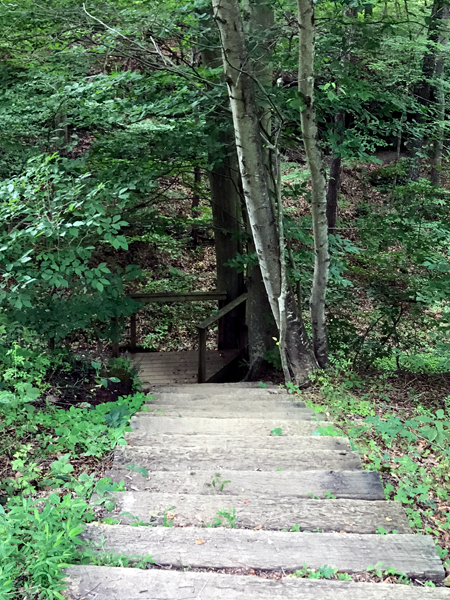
top-left (130, 349), bottom-right (240, 385)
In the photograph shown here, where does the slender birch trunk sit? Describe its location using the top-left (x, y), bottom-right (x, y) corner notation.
top-left (297, 0), bottom-right (330, 367)
top-left (212, 0), bottom-right (317, 384)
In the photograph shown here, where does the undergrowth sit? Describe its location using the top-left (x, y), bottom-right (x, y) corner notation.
top-left (294, 357), bottom-right (450, 581)
top-left (0, 345), bottom-right (147, 599)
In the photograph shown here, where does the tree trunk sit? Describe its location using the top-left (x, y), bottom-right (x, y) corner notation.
top-left (208, 149), bottom-right (245, 349)
top-left (430, 4), bottom-right (449, 185)
top-left (241, 0), bottom-right (282, 378)
top-left (326, 153), bottom-right (341, 234)
top-left (212, 0), bottom-right (317, 385)
top-left (409, 0), bottom-right (448, 181)
top-left (201, 43), bottom-right (245, 350)
top-left (297, 0), bottom-right (330, 368)
top-left (191, 166), bottom-right (201, 247)
top-left (245, 238), bottom-right (278, 379)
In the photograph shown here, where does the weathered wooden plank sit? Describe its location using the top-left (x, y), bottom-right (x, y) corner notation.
top-left (139, 407), bottom-right (316, 420)
top-left (133, 351), bottom-right (242, 386)
top-left (64, 566), bottom-right (450, 600)
top-left (128, 416), bottom-right (334, 437)
top-left (124, 433), bottom-right (351, 451)
top-left (107, 469), bottom-right (385, 500)
top-left (113, 445), bottom-right (361, 472)
top-left (149, 389), bottom-right (288, 398)
top-left (143, 403), bottom-right (308, 416)
top-left (105, 492), bottom-right (411, 533)
top-left (147, 382), bottom-right (280, 390)
top-left (130, 291), bottom-right (227, 303)
top-left (81, 526), bottom-right (444, 581)
top-left (146, 396), bottom-right (301, 407)
top-left (197, 293), bottom-right (248, 330)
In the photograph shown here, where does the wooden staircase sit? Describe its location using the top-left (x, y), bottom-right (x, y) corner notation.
top-left (64, 383), bottom-right (449, 599)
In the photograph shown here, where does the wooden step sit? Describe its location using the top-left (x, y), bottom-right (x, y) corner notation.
top-left (139, 407), bottom-right (316, 420)
top-left (81, 526), bottom-right (444, 581)
top-left (107, 469), bottom-right (385, 499)
top-left (145, 396), bottom-right (307, 408)
top-left (65, 566), bottom-right (450, 599)
top-left (147, 382), bottom-right (281, 391)
top-left (125, 433), bottom-right (351, 451)
top-left (129, 416), bottom-right (333, 437)
top-left (104, 492), bottom-right (412, 533)
top-left (149, 390), bottom-right (289, 401)
top-left (113, 445), bottom-right (362, 472)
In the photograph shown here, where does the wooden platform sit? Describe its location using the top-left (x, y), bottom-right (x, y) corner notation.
top-left (130, 350), bottom-right (240, 385)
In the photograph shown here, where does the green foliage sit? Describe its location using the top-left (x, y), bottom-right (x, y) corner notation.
top-left (0, 338), bottom-right (145, 597)
top-left (304, 367), bottom-right (450, 572)
top-left (215, 508), bottom-right (238, 528)
top-left (0, 385), bottom-right (146, 497)
top-left (0, 154), bottom-right (141, 344)
top-left (292, 563), bottom-right (352, 581)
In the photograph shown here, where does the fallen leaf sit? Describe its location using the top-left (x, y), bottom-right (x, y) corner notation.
top-left (385, 517), bottom-right (392, 522)
top-left (241, 499), bottom-right (249, 504)
top-left (253, 525), bottom-right (262, 530)
top-left (195, 539), bottom-right (206, 545)
top-left (167, 512), bottom-right (177, 520)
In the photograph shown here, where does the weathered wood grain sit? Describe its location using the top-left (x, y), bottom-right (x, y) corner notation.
top-left (124, 432), bottom-right (351, 451)
top-left (149, 391), bottom-right (290, 402)
top-left (113, 445), bottom-right (362, 472)
top-left (64, 566), bottom-right (450, 600)
top-left (105, 492), bottom-right (411, 533)
top-left (81, 526), bottom-right (444, 581)
top-left (138, 407), bottom-right (316, 420)
top-left (146, 382), bottom-right (281, 392)
top-left (129, 416), bottom-right (334, 436)
top-left (107, 469), bottom-right (385, 499)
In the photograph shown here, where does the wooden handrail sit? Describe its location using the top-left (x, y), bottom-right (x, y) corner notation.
top-left (128, 290), bottom-right (226, 353)
top-left (196, 293), bottom-right (248, 383)
top-left (130, 291), bottom-right (227, 304)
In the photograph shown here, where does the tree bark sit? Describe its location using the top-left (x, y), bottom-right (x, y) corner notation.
top-left (191, 166), bottom-right (201, 247)
top-left (242, 0), bottom-right (282, 378)
top-left (326, 153), bottom-right (341, 234)
top-left (201, 43), bottom-right (245, 350)
top-left (208, 150), bottom-right (245, 349)
top-left (212, 0), bottom-right (317, 384)
top-left (409, 0), bottom-right (449, 181)
top-left (297, 0), bottom-right (330, 368)
top-left (430, 4), bottom-right (449, 185)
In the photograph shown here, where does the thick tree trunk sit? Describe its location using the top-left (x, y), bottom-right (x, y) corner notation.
top-left (245, 238), bottom-right (278, 379)
top-left (297, 0), bottom-right (330, 368)
top-left (208, 150), bottom-right (245, 349)
top-left (201, 44), bottom-right (245, 350)
top-left (212, 0), bottom-right (317, 384)
top-left (242, 0), bottom-right (282, 378)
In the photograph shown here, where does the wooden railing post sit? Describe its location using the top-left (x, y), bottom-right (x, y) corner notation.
top-left (197, 327), bottom-right (207, 383)
top-left (130, 314), bottom-right (137, 353)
